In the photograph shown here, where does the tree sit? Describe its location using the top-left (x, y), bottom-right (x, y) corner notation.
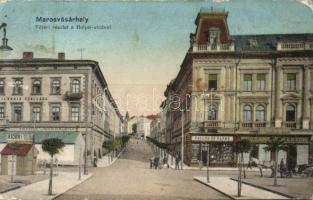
top-left (263, 137), bottom-right (286, 186)
top-left (42, 138), bottom-right (65, 195)
top-left (235, 139), bottom-right (251, 197)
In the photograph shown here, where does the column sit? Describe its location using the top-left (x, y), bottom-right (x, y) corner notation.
top-left (275, 65), bottom-right (282, 128)
top-left (303, 66), bottom-right (310, 129)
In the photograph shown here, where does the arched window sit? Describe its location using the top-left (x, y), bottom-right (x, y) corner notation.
top-left (72, 79), bottom-right (80, 93)
top-left (286, 105), bottom-right (296, 122)
top-left (243, 105), bottom-right (252, 122)
top-left (51, 79), bottom-right (61, 94)
top-left (208, 104), bottom-right (217, 120)
top-left (32, 80), bottom-right (41, 94)
top-left (13, 79), bottom-right (22, 95)
top-left (256, 105), bottom-right (265, 122)
top-left (0, 80), bottom-right (4, 95)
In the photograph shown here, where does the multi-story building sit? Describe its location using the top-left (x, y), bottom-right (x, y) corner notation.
top-left (127, 115), bottom-right (154, 138)
top-left (164, 9), bottom-right (313, 167)
top-left (0, 52), bottom-right (123, 165)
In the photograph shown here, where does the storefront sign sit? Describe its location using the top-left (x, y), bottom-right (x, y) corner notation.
top-left (191, 135), bottom-right (233, 142)
top-left (7, 133), bottom-right (33, 144)
top-left (240, 136), bottom-right (310, 144)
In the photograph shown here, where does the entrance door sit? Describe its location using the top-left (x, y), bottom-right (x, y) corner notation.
top-left (8, 155), bottom-right (16, 176)
top-left (201, 144), bottom-right (208, 166)
top-left (287, 145), bottom-right (297, 172)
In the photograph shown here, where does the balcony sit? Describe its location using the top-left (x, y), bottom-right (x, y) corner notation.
top-left (277, 42), bottom-right (313, 51)
top-left (240, 121), bottom-right (268, 129)
top-left (0, 118), bottom-right (8, 129)
top-left (192, 42), bottom-right (235, 53)
top-left (64, 91), bottom-right (83, 100)
top-left (202, 120), bottom-right (221, 128)
top-left (282, 121), bottom-right (297, 129)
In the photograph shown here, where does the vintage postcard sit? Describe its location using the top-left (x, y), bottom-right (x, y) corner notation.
top-left (0, 0), bottom-right (313, 199)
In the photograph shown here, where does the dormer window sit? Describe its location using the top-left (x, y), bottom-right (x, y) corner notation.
top-left (208, 27), bottom-right (220, 45)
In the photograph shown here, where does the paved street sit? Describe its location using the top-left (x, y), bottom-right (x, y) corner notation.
top-left (56, 138), bottom-right (227, 200)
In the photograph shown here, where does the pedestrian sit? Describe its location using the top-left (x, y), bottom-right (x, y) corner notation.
top-left (280, 158), bottom-right (286, 178)
top-left (154, 156), bottom-right (159, 169)
top-left (175, 155), bottom-right (180, 170)
top-left (150, 157), bottom-right (154, 169)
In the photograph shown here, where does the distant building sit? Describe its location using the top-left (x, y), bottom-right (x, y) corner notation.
top-left (163, 10), bottom-right (313, 167)
top-left (127, 115), bottom-right (155, 138)
top-left (0, 52), bottom-right (123, 165)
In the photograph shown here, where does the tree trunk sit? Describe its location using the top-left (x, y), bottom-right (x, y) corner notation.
top-left (243, 154), bottom-right (246, 179)
top-left (48, 156), bottom-right (53, 195)
top-left (274, 150), bottom-right (278, 186)
top-left (237, 153), bottom-right (242, 197)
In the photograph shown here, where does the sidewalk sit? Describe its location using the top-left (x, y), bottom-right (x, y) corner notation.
top-left (0, 172), bottom-right (92, 200)
top-left (194, 176), bottom-right (289, 200)
top-left (97, 148), bottom-right (125, 167)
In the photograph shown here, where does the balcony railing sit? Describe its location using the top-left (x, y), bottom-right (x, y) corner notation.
top-left (240, 121), bottom-right (268, 128)
top-left (64, 91), bottom-right (83, 100)
top-left (192, 42), bottom-right (235, 52)
top-left (0, 118), bottom-right (8, 128)
top-left (202, 120), bottom-right (221, 128)
top-left (282, 121), bottom-right (297, 129)
top-left (277, 42), bottom-right (313, 51)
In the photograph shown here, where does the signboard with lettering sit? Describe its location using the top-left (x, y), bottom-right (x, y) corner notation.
top-left (7, 133), bottom-right (33, 144)
top-left (191, 135), bottom-right (233, 142)
top-left (240, 136), bottom-right (310, 144)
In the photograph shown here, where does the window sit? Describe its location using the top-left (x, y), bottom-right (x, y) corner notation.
top-left (0, 104), bottom-right (4, 118)
top-left (257, 74), bottom-right (265, 91)
top-left (12, 104), bottom-right (22, 122)
top-left (208, 74), bottom-right (217, 90)
top-left (72, 79), bottom-right (80, 93)
top-left (286, 105), bottom-right (296, 122)
top-left (208, 27), bottom-right (219, 46)
top-left (0, 79), bottom-right (4, 95)
top-left (31, 104), bottom-right (41, 122)
top-left (243, 105), bottom-right (252, 122)
top-left (51, 79), bottom-right (61, 94)
top-left (32, 79), bottom-right (41, 95)
top-left (287, 73), bottom-right (296, 91)
top-left (208, 104), bottom-right (217, 120)
top-left (51, 104), bottom-right (61, 121)
top-left (71, 103), bottom-right (80, 121)
top-left (256, 105), bottom-right (265, 121)
top-left (13, 79), bottom-right (23, 95)
top-left (243, 74), bottom-right (252, 91)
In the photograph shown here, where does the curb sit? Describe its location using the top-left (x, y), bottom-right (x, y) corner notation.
top-left (230, 178), bottom-right (294, 199)
top-left (193, 177), bottom-right (236, 200)
top-left (0, 185), bottom-right (21, 194)
top-left (51, 173), bottom-right (94, 200)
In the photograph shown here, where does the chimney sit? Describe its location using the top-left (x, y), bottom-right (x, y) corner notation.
top-left (58, 52), bottom-right (65, 60)
top-left (22, 52), bottom-right (33, 59)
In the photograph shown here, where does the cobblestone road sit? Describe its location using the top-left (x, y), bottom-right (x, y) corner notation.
top-left (56, 138), bottom-right (228, 200)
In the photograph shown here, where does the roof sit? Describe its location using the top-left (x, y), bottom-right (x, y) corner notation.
top-left (232, 33), bottom-right (313, 52)
top-left (0, 144), bottom-right (33, 156)
top-left (0, 131), bottom-right (80, 144)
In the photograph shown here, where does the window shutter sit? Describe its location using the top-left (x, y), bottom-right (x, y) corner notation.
top-left (244, 74), bottom-right (252, 81)
top-left (257, 74), bottom-right (265, 80)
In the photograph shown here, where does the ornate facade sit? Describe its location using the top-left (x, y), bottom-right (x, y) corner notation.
top-left (164, 10), bottom-right (313, 167)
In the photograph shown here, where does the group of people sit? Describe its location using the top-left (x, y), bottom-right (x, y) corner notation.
top-left (149, 154), bottom-right (182, 170)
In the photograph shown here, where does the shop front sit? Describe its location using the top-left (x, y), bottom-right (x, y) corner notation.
top-left (239, 134), bottom-right (312, 167)
top-left (189, 135), bottom-right (235, 167)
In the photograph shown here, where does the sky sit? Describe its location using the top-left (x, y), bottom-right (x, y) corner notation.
top-left (0, 0), bottom-right (312, 116)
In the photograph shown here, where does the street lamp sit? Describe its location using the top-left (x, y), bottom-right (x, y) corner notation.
top-left (0, 23), bottom-right (13, 51)
top-left (206, 88), bottom-right (214, 183)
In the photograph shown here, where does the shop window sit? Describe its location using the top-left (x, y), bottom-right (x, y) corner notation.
top-left (12, 103), bottom-right (22, 122)
top-left (255, 105), bottom-right (265, 121)
top-left (12, 79), bottom-right (23, 95)
top-left (243, 105), bottom-right (252, 122)
top-left (0, 79), bottom-right (4, 95)
top-left (250, 145), bottom-right (259, 159)
top-left (287, 73), bottom-right (296, 91)
top-left (257, 74), bottom-right (265, 91)
top-left (0, 104), bottom-right (4, 118)
top-left (71, 79), bottom-right (80, 93)
top-left (51, 79), bottom-right (61, 94)
top-left (286, 104), bottom-right (296, 122)
top-left (208, 74), bottom-right (217, 90)
top-left (243, 74), bottom-right (252, 91)
top-left (191, 144), bottom-right (200, 160)
top-left (32, 79), bottom-right (41, 95)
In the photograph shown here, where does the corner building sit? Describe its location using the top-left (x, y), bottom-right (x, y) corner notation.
top-left (0, 52), bottom-right (123, 165)
top-left (164, 10), bottom-right (313, 167)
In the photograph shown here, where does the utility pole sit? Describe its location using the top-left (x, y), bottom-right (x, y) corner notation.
top-left (77, 48), bottom-right (85, 60)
